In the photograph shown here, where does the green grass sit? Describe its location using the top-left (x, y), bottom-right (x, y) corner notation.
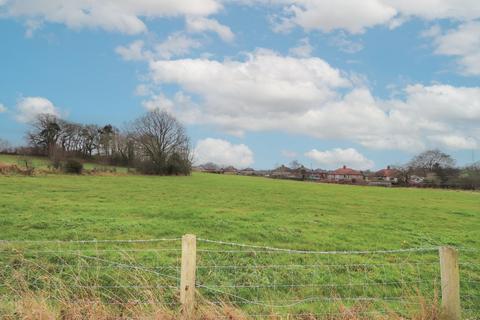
top-left (0, 172), bottom-right (478, 247)
top-left (0, 153), bottom-right (128, 173)
top-left (0, 166), bottom-right (479, 317)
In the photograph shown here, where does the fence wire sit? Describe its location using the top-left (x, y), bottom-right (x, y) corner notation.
top-left (459, 248), bottom-right (480, 319)
top-left (0, 238), bottom-right (182, 310)
top-left (196, 239), bottom-right (443, 318)
top-left (0, 238), bottom-right (478, 319)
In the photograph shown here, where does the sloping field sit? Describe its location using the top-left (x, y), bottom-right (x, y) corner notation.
top-left (0, 171), bottom-right (478, 318)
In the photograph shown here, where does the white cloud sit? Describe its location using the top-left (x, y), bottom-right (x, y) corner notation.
top-left (305, 148), bottom-right (375, 170)
top-left (425, 21), bottom-right (480, 75)
top-left (329, 32), bottom-right (364, 53)
top-left (0, 0), bottom-right (222, 35)
top-left (15, 97), bottom-right (60, 123)
top-left (134, 84), bottom-right (151, 96)
top-left (115, 40), bottom-right (149, 61)
top-left (289, 37), bottom-right (313, 57)
top-left (141, 93), bottom-right (175, 113)
top-left (384, 0), bottom-right (480, 21)
top-left (155, 33), bottom-right (202, 59)
top-left (428, 134), bottom-right (478, 150)
top-left (116, 33), bottom-right (202, 62)
top-left (0, 103), bottom-right (7, 113)
top-left (186, 17), bottom-right (235, 42)
top-left (132, 50), bottom-right (480, 152)
top-left (268, 0), bottom-right (480, 34)
top-left (276, 0), bottom-right (397, 34)
top-left (194, 138), bottom-right (254, 168)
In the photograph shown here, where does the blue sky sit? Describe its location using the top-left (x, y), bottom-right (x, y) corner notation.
top-left (0, 1), bottom-right (479, 169)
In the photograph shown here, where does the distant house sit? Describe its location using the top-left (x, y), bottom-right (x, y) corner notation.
top-left (222, 166), bottom-right (238, 175)
top-left (239, 168), bottom-right (255, 175)
top-left (328, 165), bottom-right (364, 182)
top-left (309, 169), bottom-right (328, 181)
top-left (375, 166), bottom-right (399, 183)
top-left (409, 175), bottom-right (425, 184)
top-left (271, 165), bottom-right (293, 178)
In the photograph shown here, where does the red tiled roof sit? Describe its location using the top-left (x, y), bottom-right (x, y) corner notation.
top-left (375, 166), bottom-right (398, 177)
top-left (332, 165), bottom-right (362, 175)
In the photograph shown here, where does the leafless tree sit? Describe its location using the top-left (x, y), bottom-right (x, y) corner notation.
top-left (27, 114), bottom-right (62, 156)
top-left (129, 110), bottom-right (191, 175)
top-left (408, 149), bottom-right (456, 176)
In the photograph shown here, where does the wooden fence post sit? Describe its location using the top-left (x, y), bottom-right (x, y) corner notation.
top-left (180, 234), bottom-right (197, 319)
top-left (439, 246), bottom-right (461, 320)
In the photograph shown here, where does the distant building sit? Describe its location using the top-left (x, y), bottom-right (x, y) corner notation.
top-left (409, 175), bottom-right (425, 184)
top-left (328, 165), bottom-right (364, 182)
top-left (375, 166), bottom-right (399, 183)
top-left (239, 167), bottom-right (255, 175)
top-left (222, 166), bottom-right (238, 174)
top-left (271, 165), bottom-right (293, 178)
top-left (308, 169), bottom-right (328, 181)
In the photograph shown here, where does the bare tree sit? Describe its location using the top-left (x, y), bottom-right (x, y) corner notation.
top-left (27, 114), bottom-right (62, 156)
top-left (289, 160), bottom-right (302, 170)
top-left (129, 110), bottom-right (191, 175)
top-left (408, 149), bottom-right (455, 176)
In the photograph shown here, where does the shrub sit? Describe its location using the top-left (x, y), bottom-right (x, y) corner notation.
top-left (63, 159), bottom-right (83, 174)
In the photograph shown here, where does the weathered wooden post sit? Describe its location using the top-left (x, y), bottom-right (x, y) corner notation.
top-left (439, 246), bottom-right (461, 320)
top-left (180, 234), bottom-right (197, 319)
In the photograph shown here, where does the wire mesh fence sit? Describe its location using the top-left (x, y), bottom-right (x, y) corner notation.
top-left (0, 237), bottom-right (478, 319)
top-left (0, 238), bottom-right (182, 312)
top-left (459, 248), bottom-right (480, 319)
top-left (195, 239), bottom-right (443, 318)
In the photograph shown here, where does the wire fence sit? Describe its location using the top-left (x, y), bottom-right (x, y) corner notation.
top-left (0, 237), bottom-right (478, 319)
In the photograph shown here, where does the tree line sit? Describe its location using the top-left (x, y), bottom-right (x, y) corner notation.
top-left (393, 149), bottom-right (480, 189)
top-left (1, 110), bottom-right (192, 175)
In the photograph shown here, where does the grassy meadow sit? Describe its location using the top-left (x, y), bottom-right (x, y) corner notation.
top-left (0, 154), bottom-right (479, 318)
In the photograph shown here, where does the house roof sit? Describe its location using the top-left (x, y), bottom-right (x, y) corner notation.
top-left (332, 165), bottom-right (362, 175)
top-left (375, 166), bottom-right (398, 177)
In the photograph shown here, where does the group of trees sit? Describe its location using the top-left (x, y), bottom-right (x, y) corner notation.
top-left (394, 149), bottom-right (480, 189)
top-left (6, 110), bottom-right (192, 175)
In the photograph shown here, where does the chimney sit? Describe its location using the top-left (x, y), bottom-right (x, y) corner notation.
top-left (387, 165), bottom-right (391, 170)
top-left (343, 165), bottom-right (346, 169)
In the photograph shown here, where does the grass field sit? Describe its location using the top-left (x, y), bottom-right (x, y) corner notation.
top-left (0, 154), bottom-right (128, 173)
top-left (0, 158), bottom-right (479, 318)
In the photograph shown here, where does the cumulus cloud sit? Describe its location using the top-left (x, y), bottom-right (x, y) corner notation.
top-left (186, 17), bottom-right (235, 42)
top-left (329, 32), bottom-right (364, 53)
top-left (274, 0), bottom-right (397, 34)
top-left (289, 37), bottom-right (313, 57)
top-left (135, 50), bottom-right (480, 152)
top-left (424, 21), bottom-right (480, 75)
top-left (428, 134), bottom-right (478, 150)
top-left (15, 97), bottom-right (60, 123)
top-left (116, 33), bottom-right (202, 62)
top-left (115, 40), bottom-right (149, 61)
top-left (305, 148), bottom-right (375, 170)
top-left (0, 103), bottom-right (7, 113)
top-left (194, 138), bottom-right (254, 168)
top-left (268, 0), bottom-right (480, 34)
top-left (155, 33), bottom-right (202, 59)
top-left (0, 0), bottom-right (222, 35)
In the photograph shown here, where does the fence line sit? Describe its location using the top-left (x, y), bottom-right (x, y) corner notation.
top-left (0, 235), bottom-right (478, 319)
top-left (197, 238), bottom-right (440, 255)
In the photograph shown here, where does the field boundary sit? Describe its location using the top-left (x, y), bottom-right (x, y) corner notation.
top-left (1, 235), bottom-right (478, 319)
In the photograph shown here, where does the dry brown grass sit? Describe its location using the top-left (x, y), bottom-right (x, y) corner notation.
top-left (0, 290), bottom-right (442, 320)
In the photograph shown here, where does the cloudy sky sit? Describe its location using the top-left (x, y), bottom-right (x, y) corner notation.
top-left (0, 0), bottom-right (479, 169)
